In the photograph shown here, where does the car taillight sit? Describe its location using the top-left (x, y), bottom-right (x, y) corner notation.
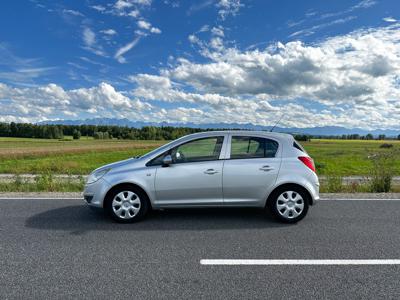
top-left (298, 156), bottom-right (315, 172)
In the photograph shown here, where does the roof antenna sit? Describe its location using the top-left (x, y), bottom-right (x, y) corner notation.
top-left (270, 111), bottom-right (284, 132)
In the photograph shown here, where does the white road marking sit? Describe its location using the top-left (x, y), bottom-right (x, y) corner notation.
top-left (0, 198), bottom-right (82, 200)
top-left (320, 198), bottom-right (400, 201)
top-left (200, 259), bottom-right (400, 265)
top-left (0, 197), bottom-right (399, 201)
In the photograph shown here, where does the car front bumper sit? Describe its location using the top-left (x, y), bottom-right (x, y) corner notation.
top-left (82, 178), bottom-right (111, 208)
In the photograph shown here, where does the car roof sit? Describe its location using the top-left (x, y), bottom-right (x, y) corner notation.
top-left (183, 130), bottom-right (294, 141)
top-left (139, 130), bottom-right (295, 162)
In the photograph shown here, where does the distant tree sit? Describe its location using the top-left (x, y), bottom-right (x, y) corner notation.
top-left (398, 134), bottom-right (400, 141)
top-left (378, 134), bottom-right (386, 140)
top-left (93, 132), bottom-right (103, 139)
top-left (294, 134), bottom-right (310, 142)
top-left (10, 122), bottom-right (18, 137)
top-left (366, 133), bottom-right (373, 140)
top-left (51, 126), bottom-right (63, 139)
top-left (72, 129), bottom-right (81, 140)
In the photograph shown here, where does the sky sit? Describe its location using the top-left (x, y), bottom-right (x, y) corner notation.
top-left (0, 0), bottom-right (399, 129)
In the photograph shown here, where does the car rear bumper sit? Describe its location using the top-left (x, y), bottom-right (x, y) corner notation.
top-left (309, 177), bottom-right (320, 205)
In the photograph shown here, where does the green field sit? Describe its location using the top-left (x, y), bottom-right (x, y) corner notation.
top-left (302, 139), bottom-right (400, 176)
top-left (0, 137), bottom-right (399, 176)
top-left (0, 137), bottom-right (165, 174)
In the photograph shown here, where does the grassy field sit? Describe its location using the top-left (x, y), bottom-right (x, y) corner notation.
top-left (0, 137), bottom-right (165, 174)
top-left (0, 137), bottom-right (399, 176)
top-left (302, 139), bottom-right (400, 176)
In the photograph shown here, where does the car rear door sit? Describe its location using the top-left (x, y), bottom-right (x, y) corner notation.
top-left (222, 134), bottom-right (281, 206)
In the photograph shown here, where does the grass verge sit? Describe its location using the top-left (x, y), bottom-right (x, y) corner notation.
top-left (0, 174), bottom-right (85, 192)
top-left (1, 174), bottom-right (399, 193)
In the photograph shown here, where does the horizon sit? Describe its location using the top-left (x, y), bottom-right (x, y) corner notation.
top-left (3, 118), bottom-right (400, 137)
top-left (38, 117), bottom-right (400, 132)
top-left (17, 117), bottom-right (400, 136)
top-left (0, 0), bottom-right (400, 130)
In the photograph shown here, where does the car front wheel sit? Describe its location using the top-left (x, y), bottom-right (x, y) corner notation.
top-left (268, 187), bottom-right (309, 223)
top-left (105, 185), bottom-right (149, 223)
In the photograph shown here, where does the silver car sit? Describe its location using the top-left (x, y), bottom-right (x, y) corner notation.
top-left (83, 131), bottom-right (319, 223)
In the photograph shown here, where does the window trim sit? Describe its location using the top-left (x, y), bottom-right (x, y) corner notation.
top-left (146, 136), bottom-right (226, 166)
top-left (228, 135), bottom-right (280, 160)
top-left (293, 141), bottom-right (307, 154)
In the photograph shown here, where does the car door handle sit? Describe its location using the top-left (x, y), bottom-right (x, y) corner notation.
top-left (259, 165), bottom-right (274, 171)
top-left (204, 169), bottom-right (219, 175)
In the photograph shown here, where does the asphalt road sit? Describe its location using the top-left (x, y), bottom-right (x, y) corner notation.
top-left (1, 199), bottom-right (400, 299)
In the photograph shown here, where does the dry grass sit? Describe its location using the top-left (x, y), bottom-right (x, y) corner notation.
top-left (0, 138), bottom-right (164, 159)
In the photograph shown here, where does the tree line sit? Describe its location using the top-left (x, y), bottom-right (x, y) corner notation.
top-left (0, 122), bottom-right (399, 141)
top-left (0, 122), bottom-right (205, 140)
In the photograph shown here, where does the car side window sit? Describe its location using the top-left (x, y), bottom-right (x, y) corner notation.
top-left (171, 136), bottom-right (224, 164)
top-left (147, 136), bottom-right (224, 166)
top-left (230, 136), bottom-right (278, 159)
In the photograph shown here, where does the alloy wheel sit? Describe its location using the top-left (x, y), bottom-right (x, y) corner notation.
top-left (112, 191), bottom-right (141, 219)
top-left (276, 191), bottom-right (304, 219)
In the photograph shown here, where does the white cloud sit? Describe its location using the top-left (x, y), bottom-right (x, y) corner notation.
top-left (150, 27), bottom-right (161, 34)
top-left (133, 0), bottom-right (152, 5)
top-left (188, 34), bottom-right (200, 44)
top-left (82, 27), bottom-right (106, 56)
top-left (93, 1), bottom-right (140, 18)
top-left (91, 5), bottom-right (106, 12)
top-left (216, 0), bottom-right (243, 20)
top-left (115, 0), bottom-right (134, 10)
top-left (0, 67), bottom-right (56, 86)
top-left (0, 82), bottom-right (151, 122)
top-left (101, 29), bottom-right (117, 36)
top-left (127, 9), bottom-right (140, 17)
top-left (137, 20), bottom-right (151, 30)
top-left (290, 16), bottom-right (357, 38)
top-left (62, 9), bottom-right (84, 17)
top-left (114, 0), bottom-right (152, 10)
top-left (320, 0), bottom-right (377, 20)
top-left (114, 37), bottom-right (141, 63)
top-left (127, 24), bottom-right (400, 129)
top-left (383, 17), bottom-right (397, 23)
top-left (353, 0), bottom-right (376, 9)
top-left (167, 25), bottom-right (400, 103)
top-left (83, 28), bottom-right (96, 47)
top-left (0, 44), bottom-right (55, 86)
top-left (211, 26), bottom-right (224, 37)
top-left (137, 20), bottom-right (161, 34)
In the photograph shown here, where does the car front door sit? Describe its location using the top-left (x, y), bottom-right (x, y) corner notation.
top-left (152, 136), bottom-right (226, 207)
top-left (222, 135), bottom-right (281, 206)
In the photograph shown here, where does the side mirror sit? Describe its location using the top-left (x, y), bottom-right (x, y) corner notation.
top-left (162, 154), bottom-right (173, 166)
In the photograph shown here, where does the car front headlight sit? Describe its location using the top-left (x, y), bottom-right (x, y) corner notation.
top-left (87, 168), bottom-right (111, 184)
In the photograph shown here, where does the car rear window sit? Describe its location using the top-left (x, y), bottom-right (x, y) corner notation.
top-left (293, 141), bottom-right (307, 153)
top-left (230, 136), bottom-right (279, 159)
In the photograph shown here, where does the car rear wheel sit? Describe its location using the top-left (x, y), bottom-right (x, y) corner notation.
top-left (105, 186), bottom-right (149, 223)
top-left (268, 187), bottom-right (309, 223)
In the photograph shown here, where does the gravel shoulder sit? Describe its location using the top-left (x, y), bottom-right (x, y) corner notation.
top-left (0, 192), bottom-right (82, 198)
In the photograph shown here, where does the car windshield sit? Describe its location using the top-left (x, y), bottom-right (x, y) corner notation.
top-left (136, 138), bottom-right (183, 160)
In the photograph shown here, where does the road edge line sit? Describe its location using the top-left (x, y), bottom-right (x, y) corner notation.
top-left (200, 259), bottom-right (400, 265)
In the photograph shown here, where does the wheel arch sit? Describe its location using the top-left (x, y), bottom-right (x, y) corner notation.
top-left (103, 182), bottom-right (152, 209)
top-left (266, 183), bottom-right (313, 208)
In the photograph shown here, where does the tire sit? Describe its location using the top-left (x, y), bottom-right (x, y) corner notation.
top-left (104, 185), bottom-right (149, 223)
top-left (267, 186), bottom-right (309, 223)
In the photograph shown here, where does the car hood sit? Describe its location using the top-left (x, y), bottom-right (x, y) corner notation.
top-left (94, 157), bottom-right (138, 173)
